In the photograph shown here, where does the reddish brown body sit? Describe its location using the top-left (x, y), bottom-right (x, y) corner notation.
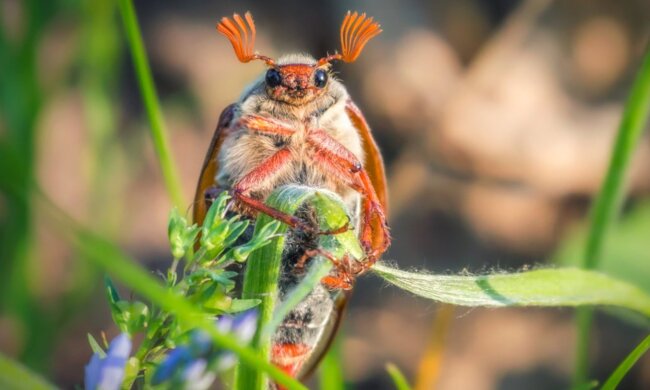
top-left (193, 11), bottom-right (388, 383)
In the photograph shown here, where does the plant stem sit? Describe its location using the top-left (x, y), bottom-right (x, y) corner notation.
top-left (573, 47), bottom-right (650, 387)
top-left (117, 0), bottom-right (185, 208)
top-left (601, 334), bottom-right (650, 390)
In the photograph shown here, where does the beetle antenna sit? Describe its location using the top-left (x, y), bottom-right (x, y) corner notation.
top-left (318, 11), bottom-right (381, 66)
top-left (217, 12), bottom-right (275, 66)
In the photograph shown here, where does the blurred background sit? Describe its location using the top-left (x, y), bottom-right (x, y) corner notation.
top-left (1, 0), bottom-right (649, 388)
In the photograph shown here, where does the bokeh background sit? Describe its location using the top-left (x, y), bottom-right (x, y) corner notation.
top-left (1, 0), bottom-right (649, 389)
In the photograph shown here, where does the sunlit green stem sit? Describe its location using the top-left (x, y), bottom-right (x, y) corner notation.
top-left (602, 334), bottom-right (650, 390)
top-left (117, 0), bottom-right (185, 208)
top-left (573, 48), bottom-right (650, 387)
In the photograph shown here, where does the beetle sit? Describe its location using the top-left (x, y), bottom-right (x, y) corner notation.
top-left (192, 10), bottom-right (390, 381)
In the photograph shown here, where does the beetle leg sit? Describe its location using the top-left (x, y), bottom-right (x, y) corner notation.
top-left (307, 130), bottom-right (390, 259)
top-left (231, 148), bottom-right (304, 228)
top-left (237, 114), bottom-right (296, 137)
top-left (295, 248), bottom-right (356, 290)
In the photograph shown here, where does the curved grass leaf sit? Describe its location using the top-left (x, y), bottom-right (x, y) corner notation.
top-left (0, 353), bottom-right (57, 390)
top-left (319, 337), bottom-right (345, 390)
top-left (117, 0), bottom-right (184, 208)
top-left (601, 334), bottom-right (650, 390)
top-left (372, 264), bottom-right (650, 316)
top-left (386, 363), bottom-right (413, 390)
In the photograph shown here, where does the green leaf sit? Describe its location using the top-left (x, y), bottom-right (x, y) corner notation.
top-left (262, 258), bottom-right (332, 340)
top-left (227, 220), bottom-right (282, 263)
top-left (168, 207), bottom-right (187, 259)
top-left (112, 300), bottom-right (150, 334)
top-left (227, 298), bottom-right (262, 313)
top-left (122, 357), bottom-right (141, 390)
top-left (105, 275), bottom-right (121, 305)
top-left (87, 333), bottom-right (106, 358)
top-left (372, 264), bottom-right (650, 316)
top-left (167, 208), bottom-right (199, 260)
top-left (602, 334), bottom-right (650, 390)
top-left (0, 353), bottom-right (57, 390)
top-left (386, 363), bottom-right (412, 390)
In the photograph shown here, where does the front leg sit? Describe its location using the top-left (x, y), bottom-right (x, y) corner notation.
top-left (230, 115), bottom-right (348, 235)
top-left (231, 148), bottom-right (303, 228)
top-left (237, 114), bottom-right (296, 137)
top-left (307, 130), bottom-right (391, 259)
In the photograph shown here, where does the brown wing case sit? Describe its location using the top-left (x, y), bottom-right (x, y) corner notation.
top-left (295, 101), bottom-right (388, 379)
top-left (345, 99), bottom-right (388, 213)
top-left (192, 104), bottom-right (237, 226)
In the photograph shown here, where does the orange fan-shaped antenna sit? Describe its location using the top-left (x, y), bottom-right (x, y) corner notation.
top-left (340, 11), bottom-right (382, 62)
top-left (217, 12), bottom-right (274, 65)
top-left (318, 11), bottom-right (382, 66)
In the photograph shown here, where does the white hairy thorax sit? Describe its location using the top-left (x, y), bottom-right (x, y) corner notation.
top-left (217, 53), bottom-right (365, 218)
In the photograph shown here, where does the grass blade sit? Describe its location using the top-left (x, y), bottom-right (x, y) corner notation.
top-left (0, 353), bottom-right (57, 390)
top-left (601, 334), bottom-right (650, 390)
top-left (117, 0), bottom-right (184, 208)
top-left (386, 363), bottom-right (413, 390)
top-left (372, 264), bottom-right (650, 316)
top-left (319, 337), bottom-right (345, 390)
top-left (574, 47), bottom-right (650, 385)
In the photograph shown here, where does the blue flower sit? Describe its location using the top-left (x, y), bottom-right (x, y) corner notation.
top-left (85, 333), bottom-right (132, 390)
top-left (152, 310), bottom-right (258, 388)
top-left (214, 309), bottom-right (258, 371)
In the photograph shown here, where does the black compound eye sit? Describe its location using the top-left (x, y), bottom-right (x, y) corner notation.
top-left (314, 69), bottom-right (328, 88)
top-left (265, 68), bottom-right (282, 87)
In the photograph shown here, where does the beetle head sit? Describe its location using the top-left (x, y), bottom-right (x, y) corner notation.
top-left (217, 11), bottom-right (381, 105)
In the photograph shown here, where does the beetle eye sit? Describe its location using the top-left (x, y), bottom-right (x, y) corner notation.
top-left (265, 68), bottom-right (282, 87)
top-left (314, 69), bottom-right (328, 88)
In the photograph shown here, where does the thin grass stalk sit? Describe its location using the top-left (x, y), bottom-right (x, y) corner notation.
top-left (601, 334), bottom-right (650, 390)
top-left (319, 337), bottom-right (345, 390)
top-left (117, 0), bottom-right (185, 208)
top-left (573, 47), bottom-right (650, 387)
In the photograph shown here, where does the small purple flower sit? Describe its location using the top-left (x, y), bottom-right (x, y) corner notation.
top-left (152, 310), bottom-right (258, 388)
top-left (85, 333), bottom-right (132, 390)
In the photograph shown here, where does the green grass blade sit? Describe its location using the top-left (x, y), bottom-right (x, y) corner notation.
top-left (263, 259), bottom-right (332, 341)
top-left (386, 363), bottom-right (412, 390)
top-left (236, 185), bottom-right (362, 390)
top-left (117, 0), bottom-right (184, 208)
top-left (372, 264), bottom-right (650, 316)
top-left (581, 48), bottom-right (650, 271)
top-left (601, 334), bottom-right (650, 390)
top-left (319, 337), bottom-right (345, 390)
top-left (0, 353), bottom-right (58, 390)
top-left (574, 47), bottom-right (650, 386)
